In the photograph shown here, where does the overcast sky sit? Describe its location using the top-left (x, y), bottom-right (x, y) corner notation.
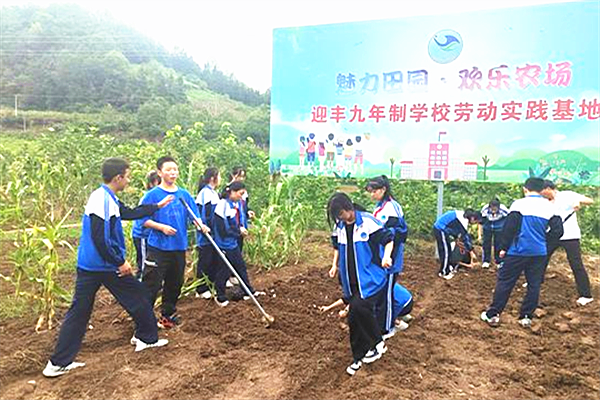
top-left (2, 0), bottom-right (579, 92)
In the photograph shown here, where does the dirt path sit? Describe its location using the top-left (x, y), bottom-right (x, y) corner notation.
top-left (1, 235), bottom-right (598, 400)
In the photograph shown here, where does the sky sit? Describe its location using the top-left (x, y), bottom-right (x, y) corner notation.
top-left (2, 0), bottom-right (581, 92)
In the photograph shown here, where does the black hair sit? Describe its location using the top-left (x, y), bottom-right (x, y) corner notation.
top-left (230, 166), bottom-right (246, 181)
top-left (542, 179), bottom-right (556, 190)
top-left (489, 198), bottom-right (500, 208)
top-left (464, 208), bottom-right (482, 223)
top-left (145, 170), bottom-right (161, 190)
top-left (102, 158), bottom-right (129, 183)
top-left (524, 177), bottom-right (544, 193)
top-left (157, 156), bottom-right (177, 171)
top-left (328, 133), bottom-right (335, 140)
top-left (326, 192), bottom-right (365, 226)
top-left (299, 135), bottom-right (306, 142)
top-left (365, 175), bottom-right (393, 201)
top-left (346, 138), bottom-right (353, 146)
top-left (355, 136), bottom-right (362, 143)
top-left (197, 167), bottom-right (220, 193)
top-left (222, 181), bottom-right (246, 199)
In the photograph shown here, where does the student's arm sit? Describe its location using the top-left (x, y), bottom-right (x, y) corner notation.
top-left (186, 195), bottom-right (210, 233)
top-left (477, 224), bottom-right (483, 241)
top-left (215, 213), bottom-right (240, 239)
top-left (90, 215), bottom-right (125, 266)
top-left (329, 249), bottom-right (339, 278)
top-left (119, 195), bottom-right (173, 220)
top-left (546, 215), bottom-right (564, 247)
top-left (118, 202), bottom-right (158, 221)
top-left (574, 194), bottom-right (594, 210)
top-left (370, 227), bottom-right (394, 267)
top-left (498, 211), bottom-right (522, 256)
top-left (319, 298), bottom-right (345, 312)
top-left (384, 216), bottom-right (408, 243)
top-left (143, 219), bottom-right (177, 236)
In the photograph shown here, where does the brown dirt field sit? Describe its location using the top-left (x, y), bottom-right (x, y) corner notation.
top-left (0, 232), bottom-right (599, 400)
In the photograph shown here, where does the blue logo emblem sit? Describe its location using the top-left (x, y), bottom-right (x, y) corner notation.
top-left (360, 232), bottom-right (368, 239)
top-left (428, 29), bottom-right (463, 64)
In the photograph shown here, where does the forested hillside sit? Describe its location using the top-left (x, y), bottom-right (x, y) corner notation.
top-left (0, 4), bottom-right (270, 143)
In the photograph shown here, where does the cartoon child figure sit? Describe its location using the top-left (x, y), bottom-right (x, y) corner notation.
top-left (298, 135), bottom-right (306, 169)
top-left (354, 135), bottom-right (364, 175)
top-left (344, 138), bottom-right (354, 172)
top-left (306, 133), bottom-right (317, 169)
top-left (317, 140), bottom-right (326, 172)
top-left (325, 133), bottom-right (336, 171)
top-left (335, 138), bottom-right (345, 171)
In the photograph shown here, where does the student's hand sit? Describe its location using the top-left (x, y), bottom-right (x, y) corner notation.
top-left (328, 264), bottom-right (337, 278)
top-left (499, 250), bottom-right (506, 258)
top-left (200, 223), bottom-right (211, 234)
top-left (157, 195), bottom-right (175, 209)
top-left (161, 224), bottom-right (177, 236)
top-left (470, 251), bottom-right (477, 262)
top-left (319, 305), bottom-right (331, 313)
top-left (240, 227), bottom-right (249, 237)
top-left (573, 201), bottom-right (581, 211)
top-left (117, 261), bottom-right (133, 277)
top-left (248, 210), bottom-right (256, 219)
top-left (339, 306), bottom-right (349, 318)
top-left (381, 256), bottom-right (393, 268)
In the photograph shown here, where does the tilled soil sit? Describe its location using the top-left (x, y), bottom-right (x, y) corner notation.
top-left (1, 234), bottom-right (598, 400)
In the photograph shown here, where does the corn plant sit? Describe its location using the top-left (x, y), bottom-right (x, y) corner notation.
top-left (245, 177), bottom-right (312, 270)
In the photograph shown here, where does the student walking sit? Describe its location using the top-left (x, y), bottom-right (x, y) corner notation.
top-left (365, 175), bottom-right (408, 338)
top-left (327, 192), bottom-right (394, 376)
top-left (195, 167), bottom-right (221, 299)
top-left (481, 177), bottom-right (563, 329)
top-left (43, 158), bottom-right (171, 378)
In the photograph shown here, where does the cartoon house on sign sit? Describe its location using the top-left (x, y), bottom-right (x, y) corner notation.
top-left (399, 132), bottom-right (477, 181)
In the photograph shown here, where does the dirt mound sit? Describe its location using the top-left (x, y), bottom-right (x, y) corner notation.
top-left (1, 237), bottom-right (598, 400)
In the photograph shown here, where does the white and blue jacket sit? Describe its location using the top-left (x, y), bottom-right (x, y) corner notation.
top-left (331, 211), bottom-right (394, 300)
top-left (500, 194), bottom-right (563, 257)
top-left (78, 185), bottom-right (158, 272)
top-left (373, 198), bottom-right (408, 274)
top-left (213, 198), bottom-right (242, 250)
top-left (433, 210), bottom-right (474, 251)
top-left (196, 185), bottom-right (220, 247)
top-left (392, 283), bottom-right (413, 320)
top-left (481, 204), bottom-right (509, 231)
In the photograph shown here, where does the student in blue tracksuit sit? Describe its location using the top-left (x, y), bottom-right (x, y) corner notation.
top-left (194, 167), bottom-right (221, 299)
top-left (132, 170), bottom-right (161, 280)
top-left (43, 158), bottom-right (171, 378)
top-left (365, 175), bottom-right (409, 339)
top-left (212, 181), bottom-right (263, 306)
top-left (327, 192), bottom-right (394, 376)
top-left (481, 177), bottom-right (563, 329)
top-left (140, 156), bottom-right (209, 329)
top-left (433, 209), bottom-right (481, 279)
top-left (478, 198), bottom-right (509, 269)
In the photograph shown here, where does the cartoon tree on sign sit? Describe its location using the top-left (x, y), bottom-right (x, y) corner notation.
top-left (390, 158), bottom-right (396, 177)
top-left (482, 155), bottom-right (490, 181)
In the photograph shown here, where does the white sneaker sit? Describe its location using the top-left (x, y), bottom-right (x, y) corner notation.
top-left (438, 272), bottom-right (455, 280)
top-left (481, 262), bottom-right (490, 269)
top-left (226, 279), bottom-right (234, 288)
top-left (243, 291), bottom-right (266, 301)
top-left (215, 298), bottom-right (229, 307)
top-left (230, 277), bottom-right (240, 285)
top-left (576, 297), bottom-right (594, 306)
top-left (134, 338), bottom-right (168, 352)
top-left (42, 360), bottom-right (86, 378)
top-left (522, 282), bottom-right (528, 288)
top-left (363, 342), bottom-right (387, 364)
top-left (196, 290), bottom-right (212, 300)
top-left (382, 327), bottom-right (397, 340)
top-left (395, 320), bottom-right (410, 331)
top-left (400, 314), bottom-right (414, 323)
top-left (346, 360), bottom-right (362, 376)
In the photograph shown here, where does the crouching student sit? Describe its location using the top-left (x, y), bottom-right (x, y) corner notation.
top-left (365, 175), bottom-right (408, 339)
top-left (212, 181), bottom-right (263, 307)
top-left (140, 156), bottom-right (209, 329)
top-left (43, 158), bottom-right (171, 378)
top-left (433, 209), bottom-right (480, 279)
top-left (450, 236), bottom-right (476, 271)
top-left (132, 170), bottom-right (161, 280)
top-left (327, 192), bottom-right (394, 376)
